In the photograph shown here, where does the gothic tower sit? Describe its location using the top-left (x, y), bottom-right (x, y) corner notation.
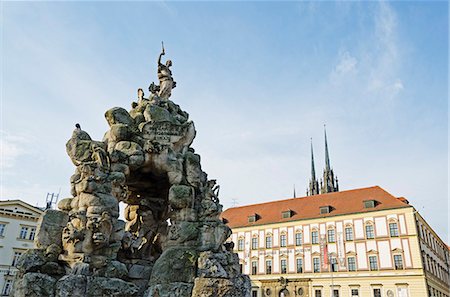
top-left (320, 126), bottom-right (339, 194)
top-left (307, 139), bottom-right (320, 196)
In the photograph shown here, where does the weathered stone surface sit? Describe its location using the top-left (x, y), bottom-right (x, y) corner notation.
top-left (13, 272), bottom-right (57, 297)
top-left (86, 277), bottom-right (139, 297)
top-left (146, 283), bottom-right (193, 297)
top-left (105, 107), bottom-right (135, 127)
top-left (150, 247), bottom-right (198, 285)
top-left (168, 185), bottom-right (194, 209)
top-left (128, 264), bottom-right (152, 279)
top-left (191, 276), bottom-right (251, 297)
top-left (16, 249), bottom-right (46, 274)
top-left (55, 275), bottom-right (87, 297)
top-left (34, 210), bottom-right (68, 249)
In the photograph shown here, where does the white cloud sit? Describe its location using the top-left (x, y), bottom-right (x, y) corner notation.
top-left (330, 50), bottom-right (358, 84)
top-left (0, 131), bottom-right (29, 170)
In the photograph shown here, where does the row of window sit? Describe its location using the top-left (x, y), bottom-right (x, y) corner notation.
top-left (314, 288), bottom-right (383, 297)
top-left (418, 221), bottom-right (449, 262)
top-left (428, 285), bottom-right (449, 297)
top-left (247, 254), bottom-right (404, 275)
top-left (0, 223), bottom-right (36, 241)
top-left (237, 222), bottom-right (400, 250)
top-left (423, 253), bottom-right (450, 284)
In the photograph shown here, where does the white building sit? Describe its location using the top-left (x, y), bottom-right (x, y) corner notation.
top-left (0, 200), bottom-right (43, 296)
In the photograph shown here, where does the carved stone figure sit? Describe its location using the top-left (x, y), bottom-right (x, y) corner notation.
top-left (157, 43), bottom-right (176, 100)
top-left (13, 48), bottom-right (250, 297)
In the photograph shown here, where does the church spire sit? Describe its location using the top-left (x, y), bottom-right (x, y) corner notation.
top-left (307, 138), bottom-right (320, 196)
top-left (320, 125), bottom-right (339, 194)
top-left (324, 125), bottom-right (331, 171)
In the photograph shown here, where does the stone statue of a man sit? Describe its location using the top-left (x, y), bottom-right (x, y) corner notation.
top-left (157, 44), bottom-right (176, 100)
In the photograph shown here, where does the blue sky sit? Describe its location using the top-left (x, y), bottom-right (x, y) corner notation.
top-left (1, 1), bottom-right (448, 241)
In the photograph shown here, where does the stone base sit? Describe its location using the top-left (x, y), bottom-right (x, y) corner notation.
top-left (146, 282), bottom-right (194, 297)
top-left (191, 276), bottom-right (252, 297)
top-left (13, 273), bottom-right (139, 297)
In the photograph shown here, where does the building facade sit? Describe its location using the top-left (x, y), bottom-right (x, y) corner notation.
top-left (0, 200), bottom-right (43, 296)
top-left (222, 186), bottom-right (450, 297)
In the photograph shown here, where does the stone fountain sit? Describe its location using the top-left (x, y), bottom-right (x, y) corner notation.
top-left (13, 46), bottom-right (251, 297)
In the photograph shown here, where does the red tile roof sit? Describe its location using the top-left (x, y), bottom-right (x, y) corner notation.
top-left (221, 186), bottom-right (411, 228)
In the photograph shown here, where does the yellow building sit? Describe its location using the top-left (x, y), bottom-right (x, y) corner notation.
top-left (221, 186), bottom-right (450, 297)
top-left (0, 200), bottom-right (43, 296)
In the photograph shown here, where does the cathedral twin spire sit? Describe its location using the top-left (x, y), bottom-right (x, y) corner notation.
top-left (307, 126), bottom-right (339, 196)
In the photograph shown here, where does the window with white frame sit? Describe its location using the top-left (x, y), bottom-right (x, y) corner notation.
top-left (296, 258), bottom-right (303, 273)
top-left (251, 261), bottom-right (257, 275)
top-left (266, 235), bottom-right (272, 248)
top-left (1, 279), bottom-right (12, 296)
top-left (365, 224), bottom-right (375, 239)
top-left (333, 289), bottom-right (339, 297)
top-left (19, 226), bottom-right (29, 239)
top-left (266, 259), bottom-right (272, 274)
top-left (295, 232), bottom-right (303, 246)
top-left (315, 289), bottom-right (322, 297)
top-left (313, 257), bottom-right (320, 273)
top-left (280, 233), bottom-right (287, 247)
top-left (0, 223), bottom-right (6, 236)
top-left (328, 229), bottom-right (336, 243)
top-left (389, 222), bottom-right (399, 237)
top-left (394, 254), bottom-right (404, 270)
top-left (280, 259), bottom-right (287, 273)
top-left (29, 227), bottom-right (36, 240)
top-left (311, 230), bottom-right (319, 244)
top-left (251, 237), bottom-right (258, 250)
top-left (330, 256), bottom-right (338, 272)
top-left (345, 226), bottom-right (353, 241)
top-left (351, 289), bottom-right (359, 296)
top-left (238, 238), bottom-right (244, 251)
top-left (12, 251), bottom-right (23, 266)
top-left (369, 256), bottom-right (378, 271)
top-left (347, 257), bottom-right (356, 271)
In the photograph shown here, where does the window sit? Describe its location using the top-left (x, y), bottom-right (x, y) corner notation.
top-left (369, 256), bottom-right (378, 271)
top-left (0, 223), bottom-right (6, 236)
top-left (266, 260), bottom-right (272, 274)
top-left (280, 234), bottom-right (287, 247)
top-left (365, 224), bottom-right (374, 239)
top-left (295, 232), bottom-right (303, 246)
top-left (312, 231), bottom-right (319, 244)
top-left (251, 261), bottom-right (257, 275)
top-left (251, 237), bottom-right (258, 250)
top-left (19, 226), bottom-right (29, 239)
top-left (29, 227), bottom-right (36, 241)
top-left (1, 279), bottom-right (12, 296)
top-left (282, 210), bottom-right (293, 218)
top-left (389, 222), bottom-right (399, 237)
top-left (296, 258), bottom-right (303, 273)
top-left (333, 289), bottom-right (339, 297)
top-left (252, 291), bottom-right (258, 297)
top-left (364, 200), bottom-right (377, 208)
top-left (12, 251), bottom-right (23, 266)
top-left (238, 238), bottom-right (244, 251)
top-left (313, 257), bottom-right (320, 273)
top-left (315, 290), bottom-right (322, 297)
top-left (281, 259), bottom-right (287, 273)
top-left (330, 257), bottom-right (338, 272)
top-left (239, 263), bottom-right (243, 273)
top-left (351, 289), bottom-right (359, 296)
top-left (373, 289), bottom-right (381, 297)
top-left (345, 227), bottom-right (353, 241)
top-left (266, 235), bottom-right (272, 248)
top-left (248, 214), bottom-right (257, 222)
top-left (320, 206), bottom-right (331, 214)
top-left (394, 254), bottom-right (403, 270)
top-left (328, 229), bottom-right (335, 243)
top-left (348, 257), bottom-right (356, 271)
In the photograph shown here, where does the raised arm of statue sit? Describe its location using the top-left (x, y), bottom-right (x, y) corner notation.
top-left (158, 52), bottom-right (165, 66)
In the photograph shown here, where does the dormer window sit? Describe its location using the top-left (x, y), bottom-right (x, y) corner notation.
top-left (363, 200), bottom-right (379, 209)
top-left (248, 214), bottom-right (259, 223)
top-left (320, 206), bottom-right (333, 214)
top-left (281, 210), bottom-right (293, 219)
